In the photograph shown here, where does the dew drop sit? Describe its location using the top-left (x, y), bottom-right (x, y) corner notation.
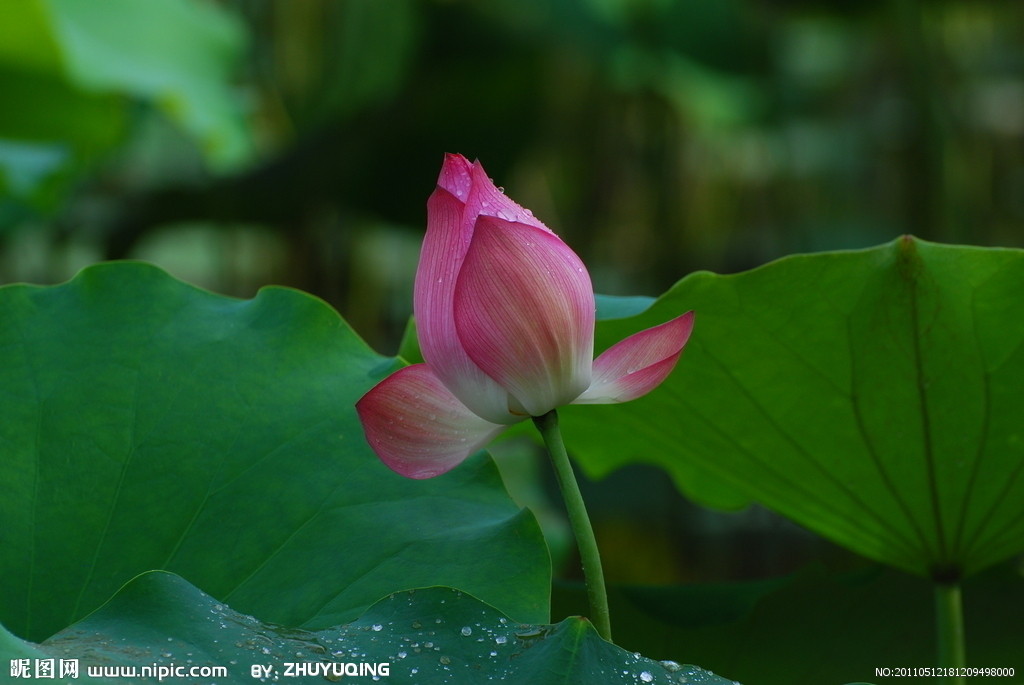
top-left (371, 624), bottom-right (383, 632)
top-left (460, 626), bottom-right (472, 636)
top-left (640, 671), bottom-right (654, 683)
top-left (494, 635), bottom-right (507, 645)
top-left (439, 655), bottom-right (451, 665)
top-left (515, 627), bottom-right (544, 639)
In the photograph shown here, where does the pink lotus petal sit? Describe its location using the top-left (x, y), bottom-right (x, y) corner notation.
top-left (454, 216), bottom-right (595, 417)
top-left (356, 364), bottom-right (508, 479)
top-left (574, 311), bottom-right (694, 404)
top-left (465, 161), bottom-right (552, 234)
top-left (416, 168), bottom-right (517, 425)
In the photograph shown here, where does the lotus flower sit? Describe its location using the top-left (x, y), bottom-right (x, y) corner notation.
top-left (357, 154), bottom-right (694, 478)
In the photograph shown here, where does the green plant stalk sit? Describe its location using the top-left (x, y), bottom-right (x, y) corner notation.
top-left (533, 409), bottom-right (612, 642)
top-left (935, 582), bottom-right (966, 685)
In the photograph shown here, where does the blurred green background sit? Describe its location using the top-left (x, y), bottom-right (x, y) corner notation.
top-left (2, 0), bottom-right (1022, 601)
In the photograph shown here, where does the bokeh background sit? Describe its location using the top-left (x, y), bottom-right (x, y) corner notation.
top-left (3, 0), bottom-right (1022, 594)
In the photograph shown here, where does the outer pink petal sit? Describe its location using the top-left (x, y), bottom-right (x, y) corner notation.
top-left (573, 311), bottom-right (694, 404)
top-left (356, 364), bottom-right (508, 479)
top-left (416, 161), bottom-right (516, 424)
top-left (454, 216), bottom-right (595, 417)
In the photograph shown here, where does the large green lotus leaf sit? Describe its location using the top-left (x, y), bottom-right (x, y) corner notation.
top-left (27, 571), bottom-right (737, 685)
top-left (553, 563), bottom-right (1024, 685)
top-left (1, 623), bottom-right (48, 666)
top-left (0, 262), bottom-right (549, 642)
top-left (563, 238), bottom-right (1024, 579)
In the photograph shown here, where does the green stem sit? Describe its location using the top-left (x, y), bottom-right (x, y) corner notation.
top-left (533, 409), bottom-right (612, 641)
top-left (935, 582), bottom-right (966, 685)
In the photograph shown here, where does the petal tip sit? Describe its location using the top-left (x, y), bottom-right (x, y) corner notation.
top-left (437, 153), bottom-right (474, 200)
